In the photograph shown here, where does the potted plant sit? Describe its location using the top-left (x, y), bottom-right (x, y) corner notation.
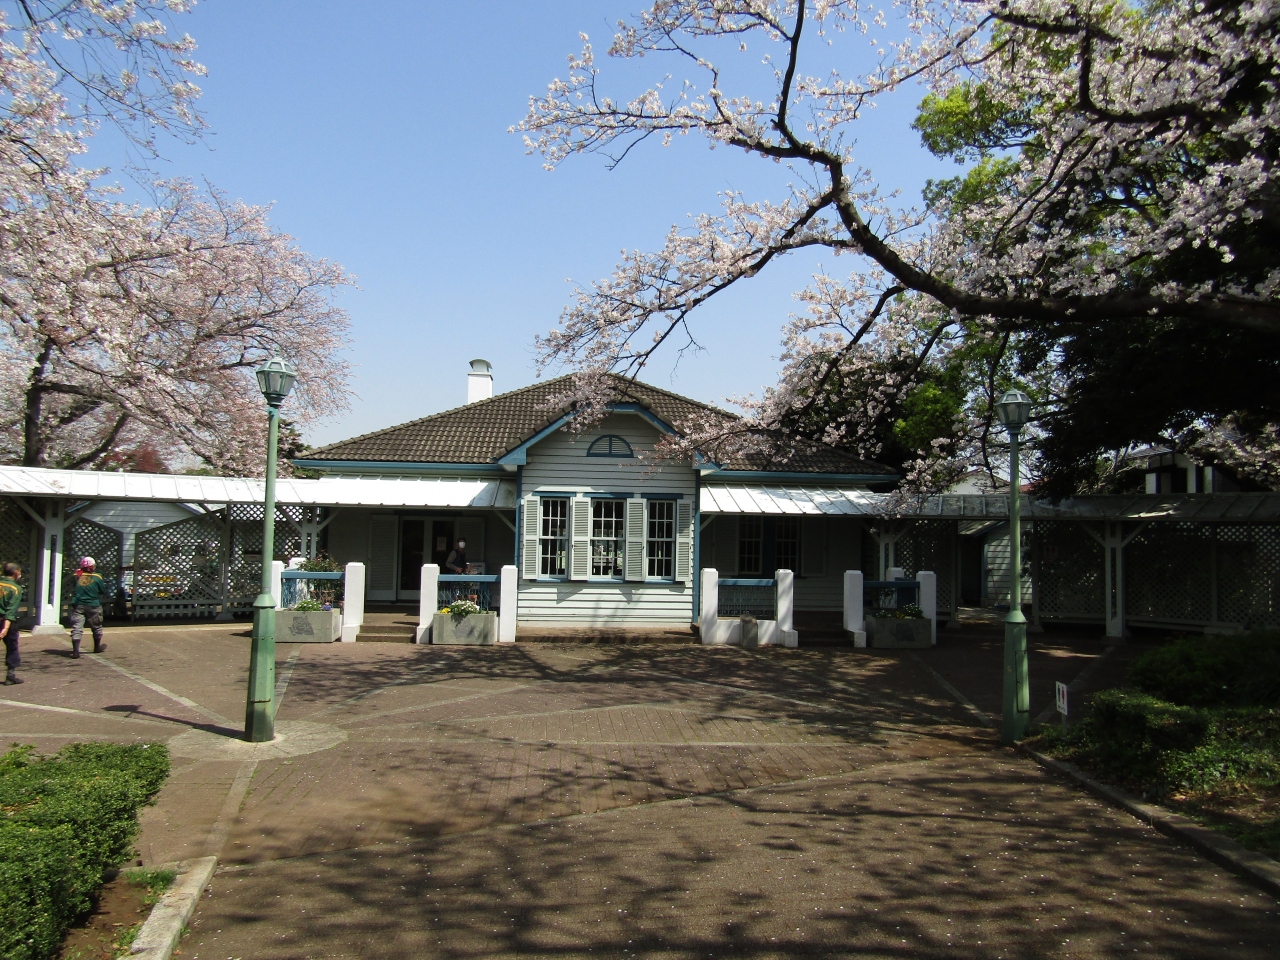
top-left (866, 603), bottom-right (932, 648)
top-left (431, 599), bottom-right (497, 645)
top-left (281, 598), bottom-right (341, 643)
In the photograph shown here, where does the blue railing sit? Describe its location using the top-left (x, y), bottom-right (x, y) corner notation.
top-left (281, 569), bottom-right (344, 608)
top-left (720, 578), bottom-right (776, 619)
top-left (865, 579), bottom-right (919, 613)
top-left (438, 574), bottom-right (500, 612)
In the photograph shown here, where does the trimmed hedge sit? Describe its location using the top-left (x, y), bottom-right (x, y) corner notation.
top-left (0, 742), bottom-right (169, 960)
top-left (1127, 630), bottom-right (1280, 708)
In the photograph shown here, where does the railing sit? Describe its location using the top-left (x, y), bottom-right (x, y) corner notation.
top-left (281, 569), bottom-right (344, 608)
top-left (864, 579), bottom-right (920, 615)
top-left (438, 574), bottom-right (500, 612)
top-left (719, 578), bottom-right (776, 619)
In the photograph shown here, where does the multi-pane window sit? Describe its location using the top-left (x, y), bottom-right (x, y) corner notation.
top-left (647, 500), bottom-right (675, 579)
top-left (591, 499), bottom-right (624, 578)
top-left (539, 497), bottom-right (568, 577)
top-left (776, 517), bottom-right (800, 574)
top-left (738, 516), bottom-right (763, 574)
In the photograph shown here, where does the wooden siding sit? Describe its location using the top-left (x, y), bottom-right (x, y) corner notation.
top-left (80, 501), bottom-right (198, 565)
top-left (522, 413), bottom-right (697, 498)
top-left (326, 508), bottom-right (372, 565)
top-left (516, 581), bottom-right (693, 625)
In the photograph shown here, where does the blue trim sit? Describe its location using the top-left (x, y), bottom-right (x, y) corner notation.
top-left (530, 491), bottom-right (577, 499)
top-left (439, 574), bottom-right (500, 583)
top-left (607, 403), bottom-right (678, 435)
top-left (293, 459), bottom-right (505, 476)
top-left (585, 492), bottom-right (633, 500)
top-left (721, 578), bottom-right (776, 587)
top-left (700, 469), bottom-right (898, 483)
top-left (587, 435), bottom-right (634, 458)
top-left (641, 492), bottom-right (683, 500)
top-left (281, 570), bottom-right (343, 580)
top-left (497, 404), bottom-right (680, 467)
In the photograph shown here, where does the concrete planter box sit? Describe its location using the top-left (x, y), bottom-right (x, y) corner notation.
top-left (867, 616), bottom-right (931, 649)
top-left (431, 611), bottom-right (497, 645)
top-left (281, 609), bottom-right (341, 643)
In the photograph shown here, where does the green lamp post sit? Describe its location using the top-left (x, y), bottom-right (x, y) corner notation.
top-left (245, 356), bottom-right (297, 742)
top-left (996, 388), bottom-right (1034, 745)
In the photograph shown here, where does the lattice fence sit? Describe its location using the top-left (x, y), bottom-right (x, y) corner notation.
top-left (134, 506), bottom-right (302, 619)
top-left (894, 520), bottom-right (956, 614)
top-left (0, 498), bottom-right (37, 612)
top-left (1126, 522), bottom-right (1215, 624)
top-left (1036, 521), bottom-right (1105, 621)
top-left (62, 519), bottom-right (123, 611)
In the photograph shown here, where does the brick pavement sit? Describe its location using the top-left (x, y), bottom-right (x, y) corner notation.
top-left (0, 626), bottom-right (1275, 958)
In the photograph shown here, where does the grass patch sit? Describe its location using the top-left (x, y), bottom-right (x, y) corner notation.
top-left (0, 742), bottom-right (169, 960)
top-left (1029, 631), bottom-right (1280, 858)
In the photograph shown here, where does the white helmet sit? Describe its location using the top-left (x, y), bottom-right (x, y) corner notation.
top-left (80, 556), bottom-right (96, 570)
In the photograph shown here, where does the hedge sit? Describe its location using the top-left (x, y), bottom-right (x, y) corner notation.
top-left (1127, 630), bottom-right (1280, 708)
top-left (0, 742), bottom-right (169, 960)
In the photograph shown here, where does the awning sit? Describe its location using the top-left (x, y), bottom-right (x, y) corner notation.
top-left (0, 465), bottom-right (517, 510)
top-left (700, 485), bottom-right (883, 515)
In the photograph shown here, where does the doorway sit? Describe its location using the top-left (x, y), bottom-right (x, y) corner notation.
top-left (399, 518), bottom-right (425, 599)
top-left (431, 520), bottom-right (455, 570)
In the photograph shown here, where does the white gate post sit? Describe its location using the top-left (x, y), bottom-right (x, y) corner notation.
top-left (416, 563), bottom-right (439, 643)
top-left (498, 565), bottom-right (517, 642)
top-left (341, 562), bottom-right (365, 642)
top-left (775, 569), bottom-right (797, 647)
top-left (844, 570), bottom-right (866, 647)
top-left (918, 570), bottom-right (938, 645)
top-left (32, 499), bottom-right (66, 634)
top-left (700, 567), bottom-right (719, 645)
top-left (270, 560), bottom-right (285, 611)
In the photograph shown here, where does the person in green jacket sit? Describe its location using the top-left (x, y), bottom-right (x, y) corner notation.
top-left (0, 562), bottom-right (23, 685)
top-left (68, 556), bottom-right (110, 659)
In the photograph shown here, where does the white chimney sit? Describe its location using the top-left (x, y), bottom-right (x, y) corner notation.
top-left (467, 358), bottom-right (493, 403)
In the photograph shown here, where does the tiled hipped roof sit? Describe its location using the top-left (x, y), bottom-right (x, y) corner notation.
top-left (304, 374), bottom-right (893, 476)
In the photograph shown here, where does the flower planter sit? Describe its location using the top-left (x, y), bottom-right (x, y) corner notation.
top-left (281, 609), bottom-right (341, 643)
top-left (431, 611), bottom-right (497, 645)
top-left (866, 616), bottom-right (932, 649)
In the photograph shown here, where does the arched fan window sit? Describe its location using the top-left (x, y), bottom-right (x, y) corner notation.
top-left (587, 435), bottom-right (634, 458)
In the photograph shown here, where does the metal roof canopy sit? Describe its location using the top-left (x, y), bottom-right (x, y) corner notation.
top-left (700, 485), bottom-right (1280, 521)
top-left (0, 465), bottom-right (517, 510)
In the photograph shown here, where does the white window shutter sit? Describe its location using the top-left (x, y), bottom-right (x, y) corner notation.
top-left (675, 501), bottom-right (694, 582)
top-left (521, 496), bottom-right (540, 580)
top-left (570, 497), bottom-right (591, 581)
top-left (625, 498), bottom-right (646, 581)
top-left (802, 516), bottom-right (826, 576)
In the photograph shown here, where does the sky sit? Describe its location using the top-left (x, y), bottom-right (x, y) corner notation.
top-left (89, 1), bottom-right (959, 448)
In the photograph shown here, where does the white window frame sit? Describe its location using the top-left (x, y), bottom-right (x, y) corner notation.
top-left (775, 516), bottom-right (800, 575)
top-left (738, 516), bottom-right (763, 575)
top-left (590, 498), bottom-right (625, 580)
top-left (539, 497), bottom-right (569, 579)
top-left (646, 499), bottom-right (676, 581)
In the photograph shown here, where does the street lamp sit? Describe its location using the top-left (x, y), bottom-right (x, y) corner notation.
top-left (246, 356), bottom-right (297, 742)
top-left (995, 388), bottom-right (1034, 745)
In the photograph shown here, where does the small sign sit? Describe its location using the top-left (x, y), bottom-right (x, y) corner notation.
top-left (1056, 681), bottom-right (1069, 717)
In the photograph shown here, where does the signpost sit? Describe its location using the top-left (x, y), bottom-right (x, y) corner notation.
top-left (1056, 681), bottom-right (1069, 730)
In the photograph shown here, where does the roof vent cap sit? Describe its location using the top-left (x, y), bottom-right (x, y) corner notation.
top-left (467, 358), bottom-right (493, 404)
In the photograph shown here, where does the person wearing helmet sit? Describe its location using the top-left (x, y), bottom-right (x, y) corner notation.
top-left (0, 562), bottom-right (23, 684)
top-left (68, 557), bottom-right (110, 658)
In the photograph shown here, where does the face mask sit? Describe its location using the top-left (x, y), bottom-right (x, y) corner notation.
top-left (458, 542), bottom-right (466, 549)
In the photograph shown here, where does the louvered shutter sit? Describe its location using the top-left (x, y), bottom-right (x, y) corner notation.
top-left (521, 496), bottom-right (540, 580)
top-left (570, 497), bottom-right (591, 581)
top-left (801, 516), bottom-right (826, 576)
top-left (675, 501), bottom-right (694, 583)
top-left (625, 498), bottom-right (646, 581)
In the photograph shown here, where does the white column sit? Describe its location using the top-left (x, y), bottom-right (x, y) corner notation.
top-left (918, 570), bottom-right (938, 645)
top-left (270, 560), bottom-right (285, 610)
top-left (700, 567), bottom-right (719, 645)
top-left (498, 565), bottom-right (518, 643)
top-left (416, 563), bottom-right (439, 643)
top-left (775, 569), bottom-right (797, 647)
top-left (1104, 522), bottom-right (1126, 640)
top-left (844, 570), bottom-right (866, 647)
top-left (340, 561), bottom-right (365, 642)
top-left (32, 500), bottom-right (66, 634)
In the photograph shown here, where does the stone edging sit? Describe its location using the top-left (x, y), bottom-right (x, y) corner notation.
top-left (1022, 747), bottom-right (1280, 900)
top-left (124, 856), bottom-right (218, 960)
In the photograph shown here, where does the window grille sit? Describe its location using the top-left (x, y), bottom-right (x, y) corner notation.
top-left (775, 517), bottom-right (800, 573)
top-left (647, 500), bottom-right (675, 579)
top-left (738, 516), bottom-right (763, 575)
top-left (539, 498), bottom-right (568, 577)
top-left (591, 499), bottom-right (625, 578)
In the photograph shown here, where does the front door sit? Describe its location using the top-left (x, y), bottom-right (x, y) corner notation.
top-left (431, 520), bottom-right (455, 570)
top-left (398, 518), bottom-right (425, 600)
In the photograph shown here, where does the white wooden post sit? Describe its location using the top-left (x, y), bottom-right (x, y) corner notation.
top-left (918, 570), bottom-right (938, 645)
top-left (499, 565), bottom-right (517, 642)
top-left (844, 570), bottom-right (866, 647)
top-left (341, 562), bottom-right (365, 642)
top-left (1104, 522), bottom-right (1127, 640)
top-left (415, 564), bottom-right (439, 643)
top-left (32, 499), bottom-right (66, 634)
top-left (887, 565), bottom-right (904, 580)
top-left (270, 560), bottom-right (285, 611)
top-left (775, 569), bottom-right (797, 647)
top-left (700, 567), bottom-right (719, 645)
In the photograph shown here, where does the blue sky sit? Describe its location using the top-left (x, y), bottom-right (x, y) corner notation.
top-left (93, 1), bottom-right (957, 447)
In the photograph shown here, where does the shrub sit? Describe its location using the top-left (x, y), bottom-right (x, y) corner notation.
top-left (1128, 631), bottom-right (1280, 708)
top-left (0, 742), bottom-right (169, 960)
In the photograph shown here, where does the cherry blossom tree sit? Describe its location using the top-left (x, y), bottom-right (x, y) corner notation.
top-left (521, 0), bottom-right (1280, 493)
top-left (0, 3), bottom-right (353, 475)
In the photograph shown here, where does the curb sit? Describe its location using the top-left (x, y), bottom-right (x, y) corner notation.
top-left (125, 856), bottom-right (218, 960)
top-left (1021, 747), bottom-right (1280, 900)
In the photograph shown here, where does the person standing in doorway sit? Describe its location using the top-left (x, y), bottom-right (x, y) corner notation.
top-left (0, 562), bottom-right (23, 685)
top-left (68, 557), bottom-right (110, 658)
top-left (445, 539), bottom-right (468, 574)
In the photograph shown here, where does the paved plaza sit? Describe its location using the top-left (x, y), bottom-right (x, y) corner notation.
top-left (1, 624), bottom-right (1276, 958)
